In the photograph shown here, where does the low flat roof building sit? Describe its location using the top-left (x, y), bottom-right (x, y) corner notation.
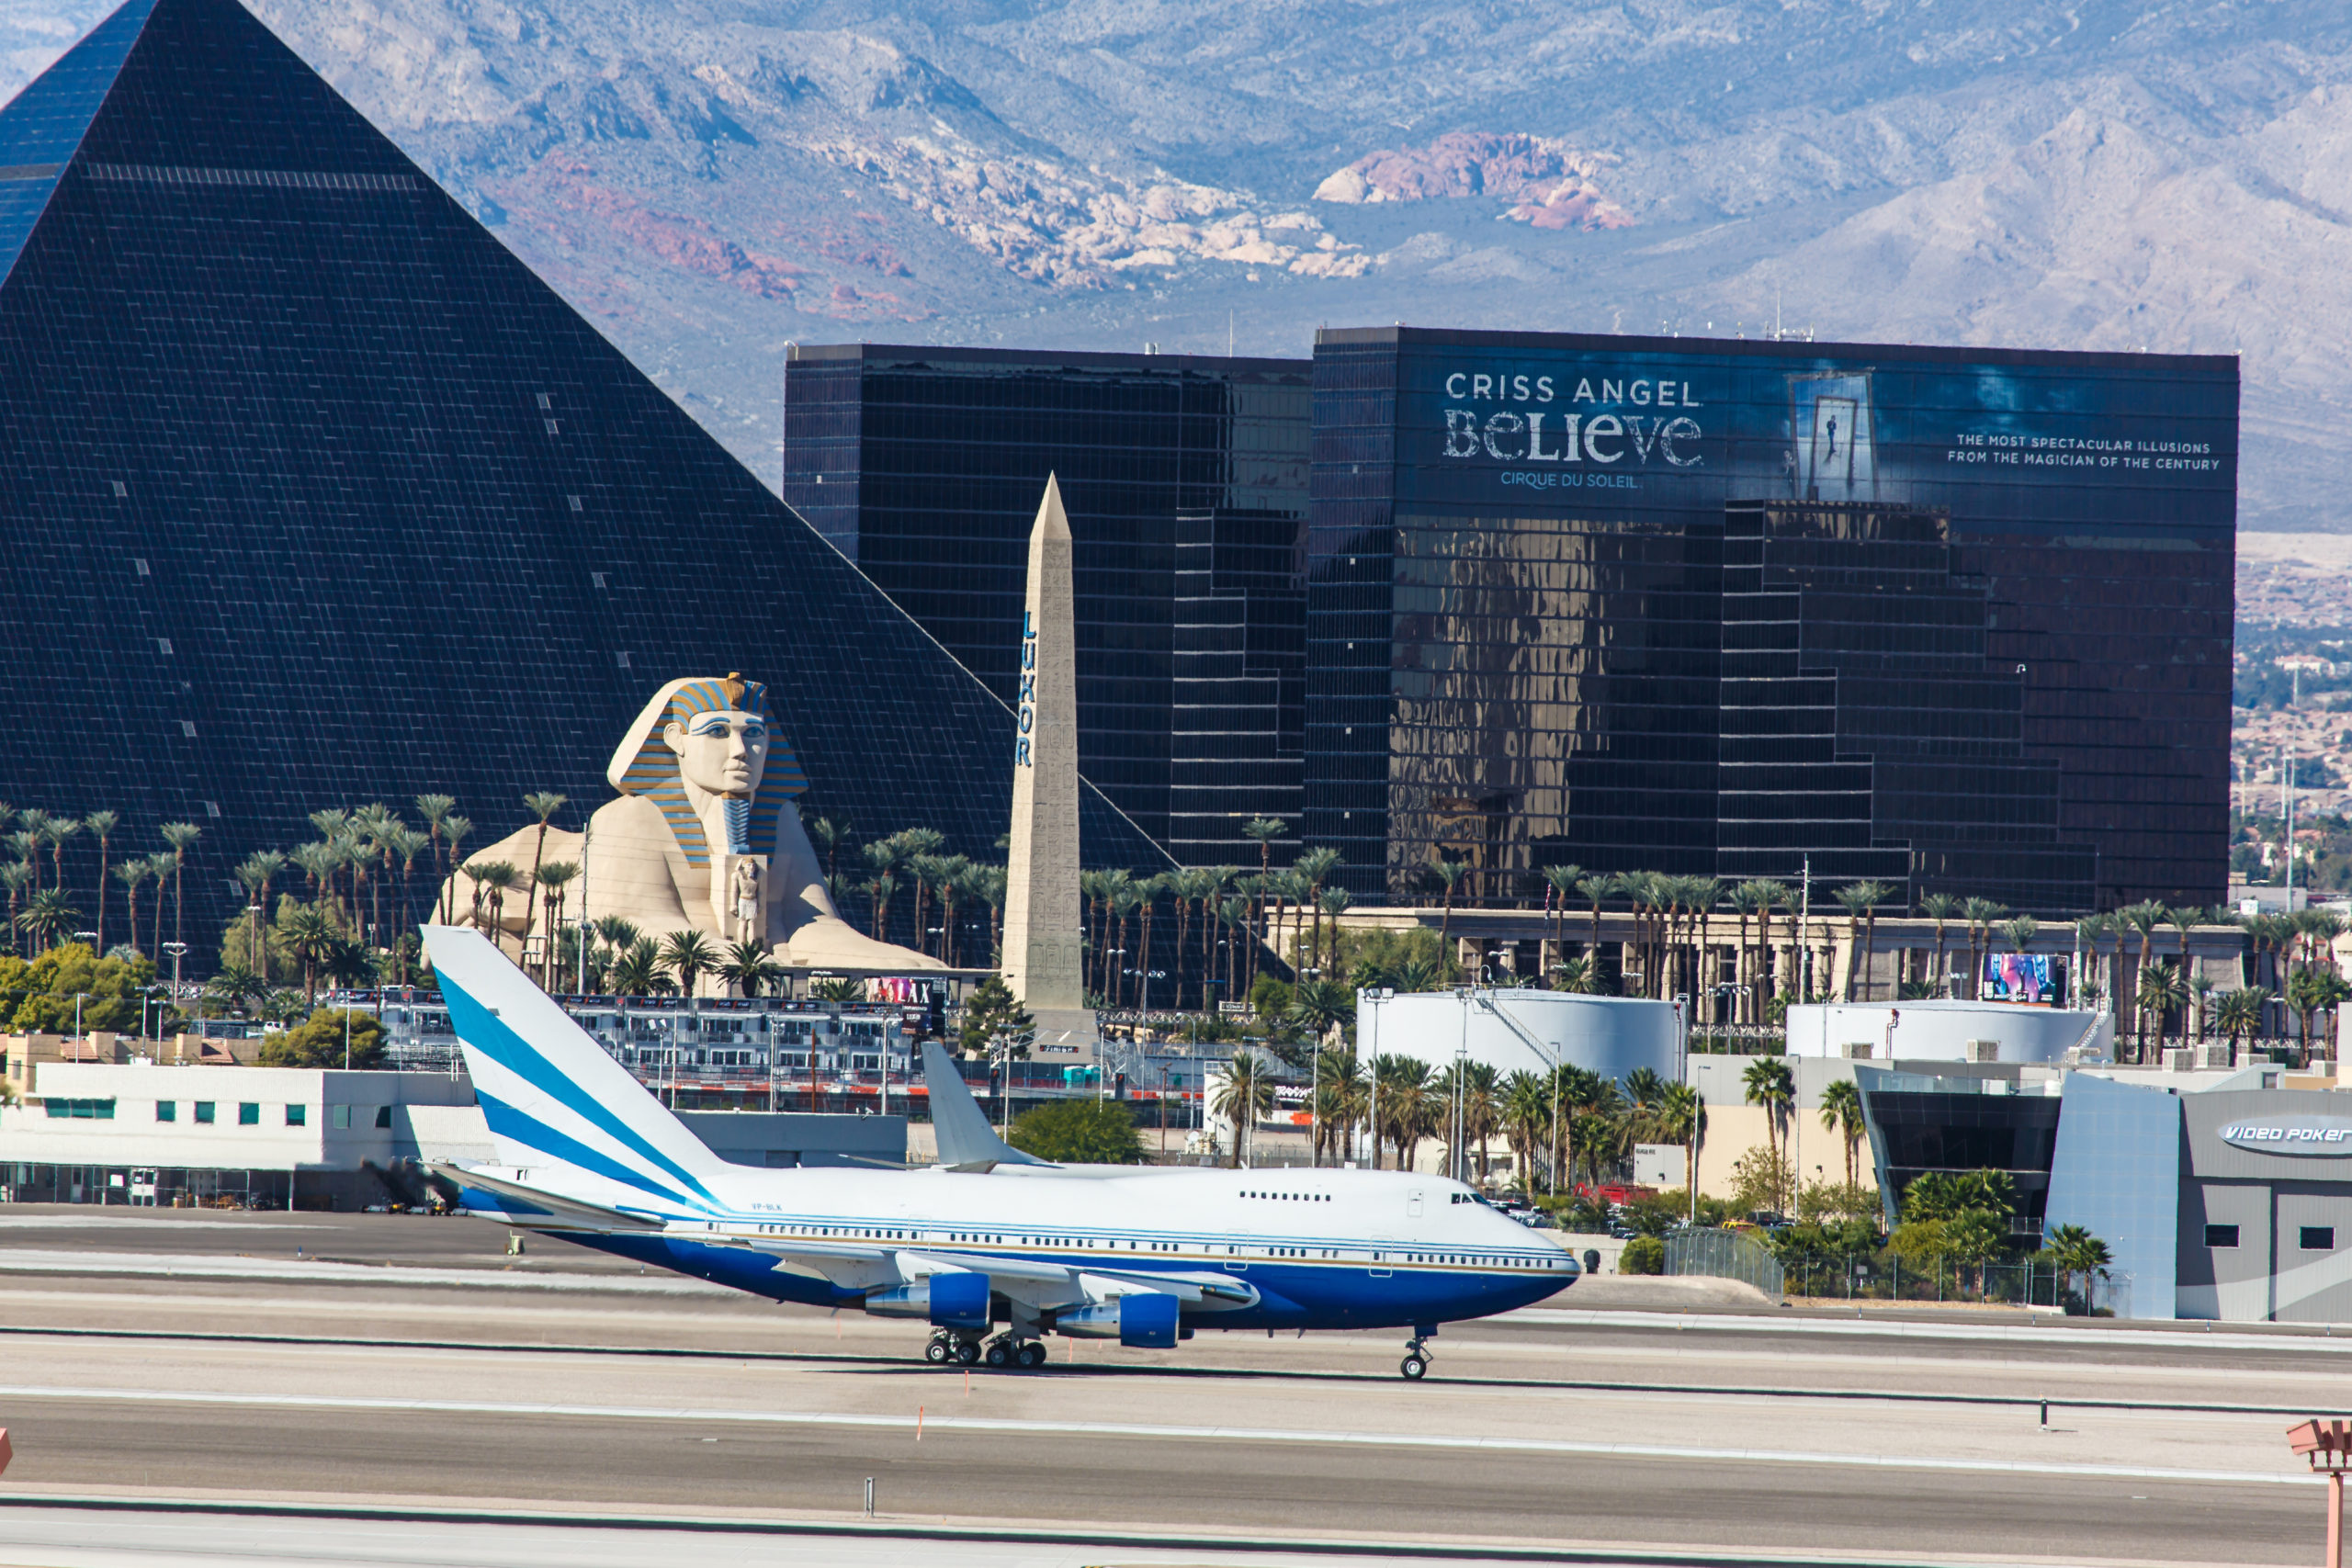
top-left (0, 1062), bottom-right (484, 1209)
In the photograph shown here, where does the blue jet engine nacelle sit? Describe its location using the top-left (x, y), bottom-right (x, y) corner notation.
top-left (862, 1271), bottom-right (991, 1331)
top-left (1053, 1292), bottom-right (1181, 1349)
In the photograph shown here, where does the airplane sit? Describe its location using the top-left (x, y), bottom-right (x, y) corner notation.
top-left (422, 926), bottom-right (1580, 1379)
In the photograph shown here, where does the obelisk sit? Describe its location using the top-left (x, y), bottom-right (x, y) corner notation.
top-left (1000, 474), bottom-right (1087, 1018)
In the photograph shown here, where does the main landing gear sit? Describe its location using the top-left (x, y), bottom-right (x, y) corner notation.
top-left (927, 1330), bottom-right (1046, 1370)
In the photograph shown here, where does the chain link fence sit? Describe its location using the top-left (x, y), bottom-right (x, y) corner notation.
top-left (1665, 1227), bottom-right (1785, 1299)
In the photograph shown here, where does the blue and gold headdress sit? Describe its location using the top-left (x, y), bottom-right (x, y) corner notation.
top-left (605, 673), bottom-right (808, 867)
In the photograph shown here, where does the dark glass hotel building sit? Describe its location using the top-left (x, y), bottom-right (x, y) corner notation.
top-left (1306, 327), bottom-right (2236, 914)
top-left (782, 345), bottom-right (1311, 864)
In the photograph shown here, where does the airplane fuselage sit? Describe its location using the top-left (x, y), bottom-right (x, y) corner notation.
top-left (469, 1160), bottom-right (1578, 1333)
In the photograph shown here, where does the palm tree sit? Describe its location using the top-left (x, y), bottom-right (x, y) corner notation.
top-left (864, 869), bottom-right (898, 942)
top-left (1295, 846), bottom-right (1343, 972)
top-left (1442, 1060), bottom-right (1501, 1183)
top-left (143, 851), bottom-right (176, 954)
top-left (609, 938), bottom-right (668, 997)
top-left (42, 815), bottom-right (81, 900)
top-left (3, 862), bottom-right (32, 957)
top-left (280, 905), bottom-right (340, 1005)
top-left (1431, 859), bottom-right (1469, 974)
top-left (1373, 1054), bottom-right (1436, 1173)
top-left (1500, 1070), bottom-right (1552, 1195)
top-left (1918, 893), bottom-right (1960, 997)
top-left (661, 930), bottom-right (718, 996)
top-left (2040, 1223), bottom-right (2112, 1308)
top-left (112, 859), bottom-right (153, 960)
top-left (11, 811), bottom-right (48, 892)
top-left (1726, 881), bottom-right (1765, 1018)
top-left (2114, 900), bottom-right (2168, 1059)
top-left (1748, 879), bottom-right (1791, 1020)
top-left (516, 791), bottom-right (568, 953)
top-left (1832, 882), bottom-right (1893, 1000)
top-left (1654, 1081), bottom-right (1706, 1208)
top-left (465, 860), bottom-right (520, 942)
top-left (1575, 873), bottom-right (1618, 989)
top-left (1215, 1050), bottom-right (1276, 1168)
top-left (1313, 1047), bottom-right (1367, 1167)
top-left (2215, 985), bottom-right (2267, 1054)
top-left (1742, 1055), bottom-right (1795, 1209)
top-left (535, 862), bottom-right (580, 987)
top-left (145, 822), bottom-right (196, 944)
top-left (80, 810), bottom-right (119, 951)
top-left (807, 817), bottom-right (849, 885)
top-left (721, 938), bottom-right (781, 998)
top-left (976, 864), bottom-right (1009, 968)
top-left (384, 827), bottom-right (431, 971)
top-left (436, 816), bottom-right (471, 921)
top-left (414, 792), bottom-right (456, 886)
top-left (1288, 976), bottom-right (1354, 1042)
top-left (15, 888), bottom-right (79, 953)
top-left (1960, 897), bottom-right (2010, 1003)
top-left (1818, 1077), bottom-right (1867, 1188)
top-left (1552, 955), bottom-right (1599, 994)
top-left (1535, 863), bottom-right (1583, 981)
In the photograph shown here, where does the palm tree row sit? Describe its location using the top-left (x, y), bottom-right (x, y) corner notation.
top-left (1, 803), bottom-right (201, 961)
top-left (1227, 1045), bottom-right (1697, 1194)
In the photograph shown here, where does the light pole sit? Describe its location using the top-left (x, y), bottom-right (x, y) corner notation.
top-left (164, 941), bottom-right (187, 1039)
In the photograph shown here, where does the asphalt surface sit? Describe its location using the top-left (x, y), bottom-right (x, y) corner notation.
top-left (0, 1207), bottom-right (2343, 1567)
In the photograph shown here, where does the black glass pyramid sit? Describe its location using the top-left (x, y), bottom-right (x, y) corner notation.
top-left (0, 0), bottom-right (1166, 959)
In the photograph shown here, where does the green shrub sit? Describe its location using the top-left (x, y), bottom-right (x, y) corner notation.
top-left (1619, 1235), bottom-right (1666, 1275)
top-left (1005, 1099), bottom-right (1144, 1164)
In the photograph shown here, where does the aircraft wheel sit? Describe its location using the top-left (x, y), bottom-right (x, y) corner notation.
top-left (1400, 1353), bottom-right (1430, 1381)
top-left (1017, 1342), bottom-right (1046, 1370)
top-left (953, 1340), bottom-right (981, 1366)
top-left (924, 1339), bottom-right (952, 1364)
top-left (983, 1341), bottom-right (1012, 1369)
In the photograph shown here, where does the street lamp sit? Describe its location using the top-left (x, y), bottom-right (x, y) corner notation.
top-left (164, 942), bottom-right (187, 1039)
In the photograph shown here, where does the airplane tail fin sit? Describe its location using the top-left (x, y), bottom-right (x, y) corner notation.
top-left (424, 925), bottom-right (729, 1212)
top-left (922, 1039), bottom-right (1050, 1168)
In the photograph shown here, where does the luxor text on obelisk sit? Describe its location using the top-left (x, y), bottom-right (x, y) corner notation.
top-left (1000, 474), bottom-right (1085, 1013)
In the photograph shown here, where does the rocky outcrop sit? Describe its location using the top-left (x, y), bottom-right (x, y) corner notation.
top-left (1315, 131), bottom-right (1630, 231)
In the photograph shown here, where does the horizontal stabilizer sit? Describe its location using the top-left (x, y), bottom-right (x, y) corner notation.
top-left (428, 1162), bottom-right (670, 1234)
top-left (922, 1040), bottom-right (1051, 1168)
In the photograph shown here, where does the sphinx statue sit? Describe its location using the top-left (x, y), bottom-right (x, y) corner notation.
top-left (441, 673), bottom-right (943, 986)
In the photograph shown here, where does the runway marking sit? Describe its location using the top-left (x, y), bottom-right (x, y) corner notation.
top-left (0, 1497), bottom-right (2042, 1567)
top-left (0, 1382), bottom-right (2315, 1488)
top-left (1505, 1307), bottom-right (2352, 1355)
top-left (0, 1324), bottom-right (2324, 1418)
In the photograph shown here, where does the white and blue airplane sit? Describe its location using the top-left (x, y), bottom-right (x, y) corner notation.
top-left (423, 927), bottom-right (1579, 1378)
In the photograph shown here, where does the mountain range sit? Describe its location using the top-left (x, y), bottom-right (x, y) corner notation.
top-left (6, 0), bottom-right (2350, 527)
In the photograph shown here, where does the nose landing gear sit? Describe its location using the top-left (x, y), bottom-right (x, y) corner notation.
top-left (1399, 1335), bottom-right (1432, 1380)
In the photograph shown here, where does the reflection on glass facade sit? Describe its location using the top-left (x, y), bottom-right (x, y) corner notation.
top-left (1307, 327), bottom-right (2235, 913)
top-left (1852, 1066), bottom-right (2064, 1230)
top-left (0, 0), bottom-right (1167, 961)
top-left (783, 345), bottom-right (1309, 863)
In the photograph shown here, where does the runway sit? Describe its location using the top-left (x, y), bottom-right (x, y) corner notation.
top-left (0, 1208), bottom-right (2342, 1567)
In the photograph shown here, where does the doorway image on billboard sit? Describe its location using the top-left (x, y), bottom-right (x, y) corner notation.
top-left (1980, 953), bottom-right (2052, 1003)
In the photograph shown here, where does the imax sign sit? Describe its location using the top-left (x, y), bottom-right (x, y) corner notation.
top-left (2219, 1117), bottom-right (2352, 1156)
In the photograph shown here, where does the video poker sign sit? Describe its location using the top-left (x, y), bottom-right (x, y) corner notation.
top-left (2219, 1116), bottom-right (2352, 1156)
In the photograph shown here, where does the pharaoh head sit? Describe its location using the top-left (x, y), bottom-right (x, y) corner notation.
top-left (664, 672), bottom-right (770, 797)
top-left (608, 673), bottom-right (808, 866)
